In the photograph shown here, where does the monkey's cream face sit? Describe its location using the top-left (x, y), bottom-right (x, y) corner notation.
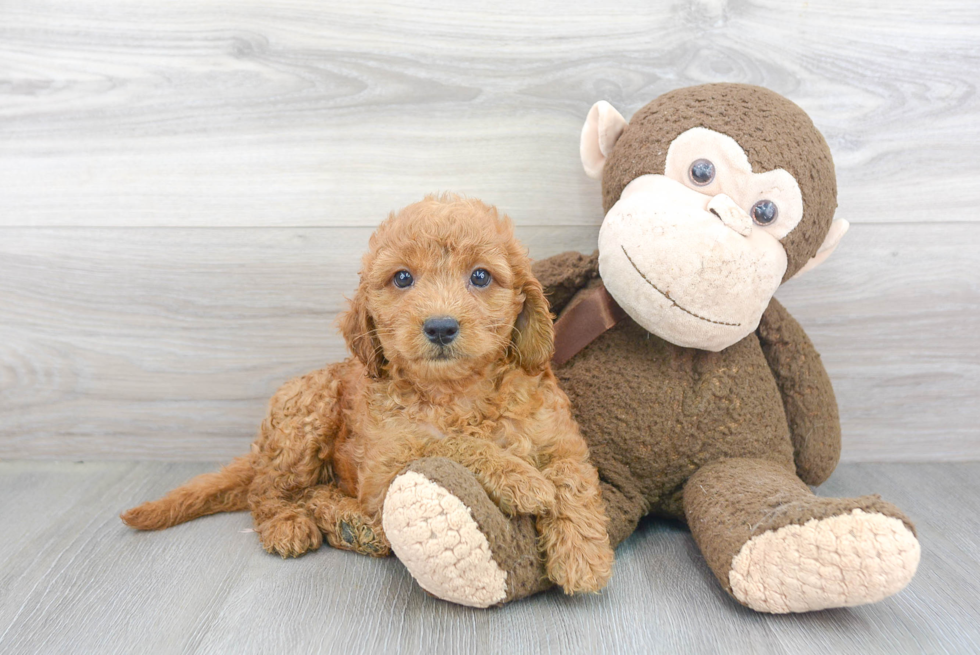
top-left (598, 127), bottom-right (804, 352)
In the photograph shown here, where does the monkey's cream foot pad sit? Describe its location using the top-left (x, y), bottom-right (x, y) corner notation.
top-left (382, 471), bottom-right (507, 608)
top-left (729, 509), bottom-right (921, 613)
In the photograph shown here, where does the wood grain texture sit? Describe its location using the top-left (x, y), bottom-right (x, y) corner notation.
top-left (2, 223), bottom-right (977, 461)
top-left (0, 0), bottom-right (978, 228)
top-left (0, 225), bottom-right (600, 459)
top-left (0, 461), bottom-right (976, 654)
top-left (1, 0), bottom-right (979, 461)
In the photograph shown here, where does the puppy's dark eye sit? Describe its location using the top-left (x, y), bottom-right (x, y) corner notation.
top-left (392, 270), bottom-right (414, 288)
top-left (470, 268), bottom-right (491, 288)
top-left (689, 159), bottom-right (715, 186)
top-left (751, 200), bottom-right (778, 226)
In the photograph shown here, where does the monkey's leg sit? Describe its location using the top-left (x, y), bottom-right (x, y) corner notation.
top-left (381, 457), bottom-right (550, 608)
top-left (301, 484), bottom-right (390, 557)
top-left (683, 458), bottom-right (920, 613)
top-left (381, 457), bottom-right (645, 607)
top-left (358, 436), bottom-right (557, 518)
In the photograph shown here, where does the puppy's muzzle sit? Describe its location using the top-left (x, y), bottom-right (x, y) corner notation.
top-left (423, 317), bottom-right (459, 346)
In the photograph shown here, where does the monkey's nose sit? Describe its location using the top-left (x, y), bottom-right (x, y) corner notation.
top-left (423, 317), bottom-right (459, 346)
top-left (707, 194), bottom-right (752, 237)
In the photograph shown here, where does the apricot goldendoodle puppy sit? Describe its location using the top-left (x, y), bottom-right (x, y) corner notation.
top-left (122, 194), bottom-right (613, 596)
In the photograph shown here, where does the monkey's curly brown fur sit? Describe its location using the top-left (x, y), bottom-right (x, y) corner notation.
top-left (122, 194), bottom-right (614, 595)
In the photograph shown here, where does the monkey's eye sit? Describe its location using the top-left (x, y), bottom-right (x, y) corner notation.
top-left (392, 270), bottom-right (414, 288)
top-left (469, 268), bottom-right (492, 288)
top-left (751, 200), bottom-right (779, 226)
top-left (689, 159), bottom-right (716, 186)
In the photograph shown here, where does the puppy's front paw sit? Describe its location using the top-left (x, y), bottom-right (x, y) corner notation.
top-left (543, 520), bottom-right (614, 595)
top-left (511, 472), bottom-right (558, 516)
top-left (258, 511), bottom-right (322, 558)
top-left (492, 466), bottom-right (557, 516)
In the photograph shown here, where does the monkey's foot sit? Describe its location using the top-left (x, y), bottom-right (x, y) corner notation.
top-left (729, 509), bottom-right (920, 613)
top-left (382, 458), bottom-right (549, 608)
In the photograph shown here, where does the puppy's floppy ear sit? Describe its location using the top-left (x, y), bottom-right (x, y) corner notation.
top-left (510, 261), bottom-right (555, 374)
top-left (339, 285), bottom-right (386, 378)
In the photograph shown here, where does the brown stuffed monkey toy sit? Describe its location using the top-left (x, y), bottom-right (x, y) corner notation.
top-left (382, 83), bottom-right (920, 612)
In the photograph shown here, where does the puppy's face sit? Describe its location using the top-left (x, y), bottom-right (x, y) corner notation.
top-left (341, 197), bottom-right (553, 382)
top-left (369, 234), bottom-right (519, 381)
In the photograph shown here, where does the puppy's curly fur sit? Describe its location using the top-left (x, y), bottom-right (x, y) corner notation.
top-left (122, 194), bottom-right (614, 595)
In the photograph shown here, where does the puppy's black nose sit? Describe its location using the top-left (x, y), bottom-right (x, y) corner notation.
top-left (423, 317), bottom-right (459, 346)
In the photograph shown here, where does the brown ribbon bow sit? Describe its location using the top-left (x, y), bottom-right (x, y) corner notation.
top-left (551, 282), bottom-right (628, 368)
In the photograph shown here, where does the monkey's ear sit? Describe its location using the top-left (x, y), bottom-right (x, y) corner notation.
top-left (791, 218), bottom-right (850, 279)
top-left (580, 101), bottom-right (628, 180)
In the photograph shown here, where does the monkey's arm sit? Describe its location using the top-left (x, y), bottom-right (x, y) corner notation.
top-left (756, 297), bottom-right (841, 486)
top-left (531, 251), bottom-right (599, 315)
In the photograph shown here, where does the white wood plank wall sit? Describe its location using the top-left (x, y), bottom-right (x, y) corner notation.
top-left (1, 0), bottom-right (978, 460)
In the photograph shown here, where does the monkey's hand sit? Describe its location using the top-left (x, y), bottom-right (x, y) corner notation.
top-left (756, 297), bottom-right (842, 486)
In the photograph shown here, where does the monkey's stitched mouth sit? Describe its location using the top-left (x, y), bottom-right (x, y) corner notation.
top-left (620, 245), bottom-right (741, 327)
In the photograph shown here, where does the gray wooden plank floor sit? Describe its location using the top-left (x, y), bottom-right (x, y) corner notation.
top-left (0, 462), bottom-right (976, 654)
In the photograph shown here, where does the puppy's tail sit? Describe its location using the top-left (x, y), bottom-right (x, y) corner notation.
top-left (121, 455), bottom-right (255, 531)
